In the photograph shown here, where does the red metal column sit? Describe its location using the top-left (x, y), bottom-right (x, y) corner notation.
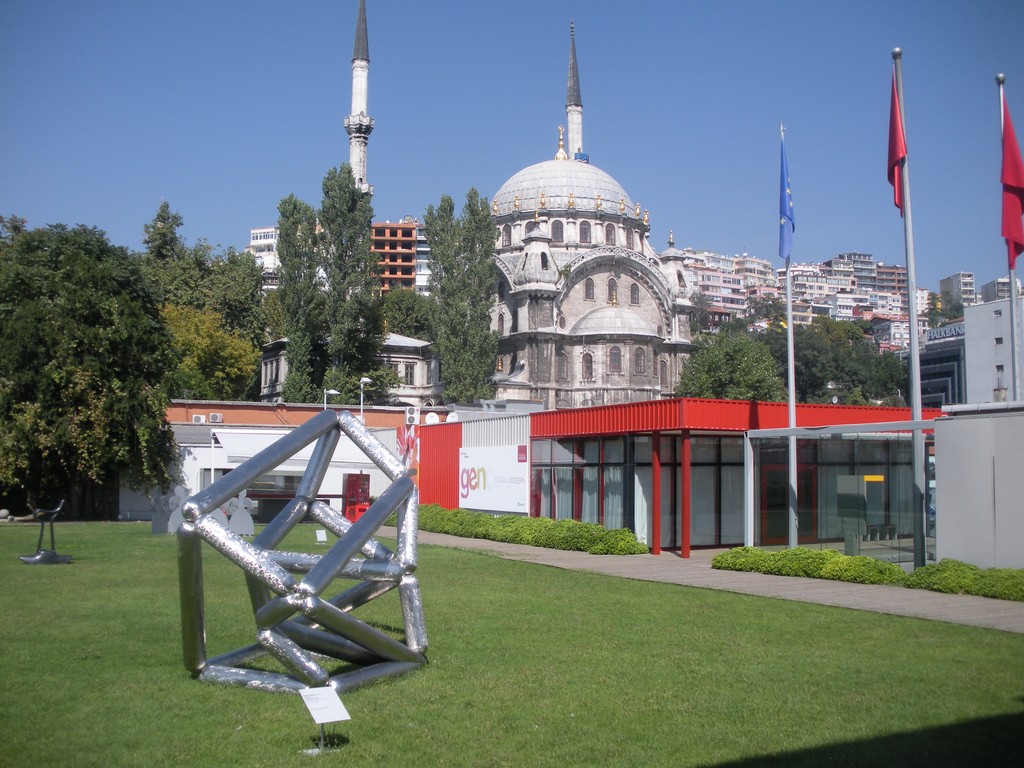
top-left (651, 431), bottom-right (662, 555)
top-left (681, 432), bottom-right (691, 558)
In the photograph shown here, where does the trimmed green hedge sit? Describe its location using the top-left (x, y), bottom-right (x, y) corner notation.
top-left (389, 504), bottom-right (649, 555)
top-left (712, 547), bottom-right (1024, 600)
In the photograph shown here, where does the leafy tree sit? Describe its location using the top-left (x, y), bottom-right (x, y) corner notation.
top-left (162, 305), bottom-right (260, 400)
top-left (277, 194), bottom-right (327, 403)
top-left (142, 201), bottom-right (185, 262)
top-left (0, 224), bottom-right (175, 517)
top-left (383, 287), bottom-right (435, 342)
top-left (425, 189), bottom-right (498, 404)
top-left (319, 166), bottom-right (383, 380)
top-left (688, 290), bottom-right (714, 333)
top-left (675, 333), bottom-right (785, 401)
top-left (276, 165), bottom-right (382, 403)
top-left (262, 289), bottom-right (287, 341)
top-left (140, 203), bottom-right (266, 399)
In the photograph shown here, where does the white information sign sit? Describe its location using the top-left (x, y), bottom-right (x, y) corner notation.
top-left (298, 686), bottom-right (351, 725)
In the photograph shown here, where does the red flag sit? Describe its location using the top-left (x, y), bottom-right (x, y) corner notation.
top-left (888, 69), bottom-right (907, 215)
top-left (1002, 96), bottom-right (1024, 270)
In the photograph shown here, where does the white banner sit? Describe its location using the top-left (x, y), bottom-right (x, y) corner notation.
top-left (458, 445), bottom-right (529, 514)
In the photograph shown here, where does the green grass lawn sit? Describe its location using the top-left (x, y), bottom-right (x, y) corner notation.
top-left (1, 522), bottom-right (1022, 767)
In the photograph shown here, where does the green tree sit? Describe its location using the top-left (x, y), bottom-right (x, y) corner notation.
top-left (162, 305), bottom-right (260, 400)
top-left (688, 290), bottom-right (714, 333)
top-left (383, 287), bottom-right (435, 342)
top-left (277, 194), bottom-right (327, 403)
top-left (141, 203), bottom-right (266, 399)
top-left (675, 333), bottom-right (786, 401)
top-left (276, 166), bottom-right (382, 403)
top-left (319, 166), bottom-right (383, 381)
top-left (0, 224), bottom-right (176, 517)
top-left (425, 189), bottom-right (498, 404)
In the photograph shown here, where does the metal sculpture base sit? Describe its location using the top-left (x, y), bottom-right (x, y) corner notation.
top-left (19, 549), bottom-right (73, 565)
top-left (177, 409), bottom-right (427, 694)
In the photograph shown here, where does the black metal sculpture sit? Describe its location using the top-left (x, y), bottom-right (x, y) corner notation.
top-left (19, 500), bottom-right (73, 565)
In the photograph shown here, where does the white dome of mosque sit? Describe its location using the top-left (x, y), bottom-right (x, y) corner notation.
top-left (570, 306), bottom-right (660, 337)
top-left (493, 159), bottom-right (635, 215)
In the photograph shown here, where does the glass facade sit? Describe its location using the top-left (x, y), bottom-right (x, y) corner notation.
top-left (531, 430), bottom-right (929, 563)
top-left (751, 435), bottom-right (927, 564)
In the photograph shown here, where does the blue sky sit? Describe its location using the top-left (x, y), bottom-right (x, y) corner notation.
top-left (3, 0), bottom-right (1023, 291)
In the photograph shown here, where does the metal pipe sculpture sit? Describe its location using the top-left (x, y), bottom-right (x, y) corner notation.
top-left (176, 409), bottom-right (427, 694)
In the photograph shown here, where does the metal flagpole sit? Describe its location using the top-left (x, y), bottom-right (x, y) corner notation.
top-left (998, 74), bottom-right (1024, 402)
top-left (781, 124), bottom-right (798, 550)
top-left (893, 49), bottom-right (927, 568)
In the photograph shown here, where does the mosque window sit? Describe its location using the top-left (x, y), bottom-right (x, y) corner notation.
top-left (585, 277), bottom-right (595, 300)
top-left (634, 348), bottom-right (645, 374)
top-left (630, 284), bottom-right (640, 305)
top-left (605, 224), bottom-right (616, 245)
top-left (551, 220), bottom-right (564, 243)
top-left (609, 346), bottom-right (622, 374)
top-left (677, 271), bottom-right (685, 288)
top-left (526, 221), bottom-right (537, 234)
top-left (607, 278), bottom-right (617, 303)
top-left (582, 352), bottom-right (594, 381)
top-left (541, 252), bottom-right (549, 270)
top-left (502, 224), bottom-right (512, 247)
top-left (557, 352), bottom-right (569, 381)
top-left (660, 359), bottom-right (669, 388)
top-left (579, 221), bottom-right (592, 243)
top-left (498, 313), bottom-right (505, 335)
top-left (626, 228), bottom-right (634, 249)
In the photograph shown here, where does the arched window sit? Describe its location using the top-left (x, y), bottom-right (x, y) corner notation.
top-left (659, 359), bottom-right (669, 389)
top-left (609, 346), bottom-right (622, 373)
top-left (634, 347), bottom-right (645, 374)
top-left (605, 223), bottom-right (616, 245)
top-left (607, 278), bottom-right (617, 303)
top-left (579, 221), bottom-right (592, 243)
top-left (585, 277), bottom-right (595, 300)
top-left (677, 271), bottom-right (685, 288)
top-left (582, 353), bottom-right (594, 380)
top-left (501, 224), bottom-right (512, 247)
top-left (551, 220), bottom-right (564, 243)
top-left (498, 313), bottom-right (505, 335)
top-left (525, 221), bottom-right (537, 234)
top-left (626, 228), bottom-right (634, 249)
top-left (630, 284), bottom-right (640, 305)
top-left (540, 252), bottom-right (549, 270)
top-left (557, 352), bottom-right (569, 381)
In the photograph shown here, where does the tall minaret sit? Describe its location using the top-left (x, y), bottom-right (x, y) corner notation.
top-left (566, 22), bottom-right (583, 159)
top-left (344, 0), bottom-right (373, 194)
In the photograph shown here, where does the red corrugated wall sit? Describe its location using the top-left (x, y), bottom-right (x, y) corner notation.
top-left (417, 421), bottom-right (462, 509)
top-left (531, 397), bottom-right (943, 437)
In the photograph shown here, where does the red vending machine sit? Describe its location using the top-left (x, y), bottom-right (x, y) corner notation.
top-left (342, 473), bottom-right (370, 521)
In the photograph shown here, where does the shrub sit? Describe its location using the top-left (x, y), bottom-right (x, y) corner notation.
top-left (819, 555), bottom-right (907, 585)
top-left (767, 547), bottom-right (844, 578)
top-left (394, 504), bottom-right (648, 555)
top-left (905, 559), bottom-right (981, 594)
top-left (971, 569), bottom-right (1024, 602)
top-left (711, 546), bottom-right (771, 572)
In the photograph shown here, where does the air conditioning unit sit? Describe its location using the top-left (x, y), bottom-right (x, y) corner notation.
top-left (404, 406), bottom-right (419, 426)
top-left (209, 413), bottom-right (223, 423)
top-left (192, 415), bottom-right (206, 424)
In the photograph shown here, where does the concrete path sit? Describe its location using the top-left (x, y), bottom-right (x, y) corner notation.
top-left (402, 529), bottom-right (1024, 635)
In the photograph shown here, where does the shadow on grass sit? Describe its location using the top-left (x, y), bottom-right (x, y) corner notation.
top-left (711, 710), bottom-right (1024, 768)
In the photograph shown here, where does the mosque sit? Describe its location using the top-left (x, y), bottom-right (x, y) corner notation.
top-left (488, 26), bottom-right (696, 409)
top-left (343, 2), bottom-right (696, 409)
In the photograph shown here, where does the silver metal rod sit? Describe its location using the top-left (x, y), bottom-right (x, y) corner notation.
top-left (176, 522), bottom-right (207, 674)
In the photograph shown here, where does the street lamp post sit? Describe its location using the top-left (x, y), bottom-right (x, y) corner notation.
top-left (359, 377), bottom-right (372, 422)
top-left (323, 388), bottom-right (339, 410)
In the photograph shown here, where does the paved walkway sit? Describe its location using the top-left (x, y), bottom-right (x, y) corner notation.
top-left (402, 529), bottom-right (1024, 635)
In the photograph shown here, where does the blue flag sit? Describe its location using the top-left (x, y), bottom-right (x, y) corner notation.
top-left (779, 134), bottom-right (795, 261)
